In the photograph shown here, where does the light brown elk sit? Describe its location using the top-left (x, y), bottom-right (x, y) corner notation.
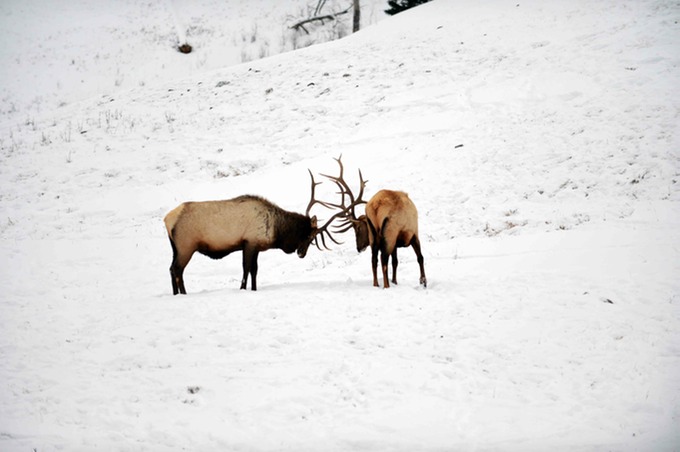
top-left (163, 172), bottom-right (342, 294)
top-left (322, 157), bottom-right (427, 288)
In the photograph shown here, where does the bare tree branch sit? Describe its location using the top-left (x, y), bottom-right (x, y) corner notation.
top-left (290, 5), bottom-right (352, 34)
top-left (314, 0), bottom-right (328, 17)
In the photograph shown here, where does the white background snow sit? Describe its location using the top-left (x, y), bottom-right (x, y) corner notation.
top-left (1, 0), bottom-right (679, 450)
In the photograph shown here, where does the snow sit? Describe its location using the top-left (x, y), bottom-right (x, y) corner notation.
top-left (1, 0), bottom-right (679, 450)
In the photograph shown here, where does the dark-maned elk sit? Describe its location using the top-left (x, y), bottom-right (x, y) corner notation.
top-left (163, 172), bottom-right (344, 294)
top-left (321, 157), bottom-right (427, 289)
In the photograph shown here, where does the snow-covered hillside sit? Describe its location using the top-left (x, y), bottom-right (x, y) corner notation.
top-left (0, 0), bottom-right (387, 124)
top-left (1, 0), bottom-right (679, 450)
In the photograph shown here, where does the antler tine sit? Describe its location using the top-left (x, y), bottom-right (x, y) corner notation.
top-left (319, 154), bottom-right (370, 222)
top-left (317, 232), bottom-right (330, 251)
top-left (333, 222), bottom-right (356, 234)
top-left (306, 169), bottom-right (331, 217)
top-left (320, 155), bottom-right (356, 206)
top-left (314, 196), bottom-right (355, 249)
top-left (307, 155), bottom-right (368, 251)
top-left (313, 228), bottom-right (343, 252)
top-left (319, 228), bottom-right (343, 248)
top-left (314, 207), bottom-right (349, 243)
top-left (305, 164), bottom-right (348, 250)
top-left (356, 169), bottom-right (368, 204)
top-left (313, 235), bottom-right (322, 251)
top-left (325, 228), bottom-right (344, 245)
top-left (346, 168), bottom-right (368, 218)
top-left (306, 169), bottom-right (319, 216)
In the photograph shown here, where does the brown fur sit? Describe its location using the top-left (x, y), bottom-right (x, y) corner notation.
top-left (361, 190), bottom-right (426, 288)
top-left (164, 195), bottom-right (316, 294)
top-left (314, 156), bottom-right (426, 288)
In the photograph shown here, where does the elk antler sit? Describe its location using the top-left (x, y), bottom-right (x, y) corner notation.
top-left (305, 169), bottom-right (327, 217)
top-left (319, 155), bottom-right (368, 232)
top-left (305, 169), bottom-right (346, 251)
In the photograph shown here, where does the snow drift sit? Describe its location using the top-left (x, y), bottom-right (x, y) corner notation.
top-left (0, 0), bottom-right (679, 450)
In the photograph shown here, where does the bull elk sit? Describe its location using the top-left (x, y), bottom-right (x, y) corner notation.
top-left (322, 157), bottom-right (427, 289)
top-left (163, 172), bottom-right (343, 294)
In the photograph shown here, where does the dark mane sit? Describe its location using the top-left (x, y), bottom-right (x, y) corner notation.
top-left (273, 208), bottom-right (312, 253)
top-left (234, 195), bottom-right (285, 213)
top-left (233, 194), bottom-right (274, 205)
top-left (233, 195), bottom-right (310, 252)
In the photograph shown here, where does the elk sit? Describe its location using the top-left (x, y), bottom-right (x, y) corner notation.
top-left (322, 157), bottom-right (427, 289)
top-left (163, 172), bottom-right (342, 294)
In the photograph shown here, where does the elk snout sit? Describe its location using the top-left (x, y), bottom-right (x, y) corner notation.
top-left (355, 216), bottom-right (370, 253)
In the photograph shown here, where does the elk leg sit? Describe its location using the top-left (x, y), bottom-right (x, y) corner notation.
top-left (170, 259), bottom-right (189, 295)
top-left (410, 236), bottom-right (427, 288)
top-left (169, 238), bottom-right (190, 295)
top-left (380, 241), bottom-right (391, 289)
top-left (370, 241), bottom-right (380, 287)
top-left (365, 218), bottom-right (380, 287)
top-left (379, 218), bottom-right (391, 288)
top-left (241, 245), bottom-right (260, 291)
top-left (250, 250), bottom-right (259, 291)
top-left (391, 248), bottom-right (398, 285)
top-left (170, 265), bottom-right (180, 295)
top-left (241, 245), bottom-right (253, 290)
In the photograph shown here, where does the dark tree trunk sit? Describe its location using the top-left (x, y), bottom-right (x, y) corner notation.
top-left (353, 0), bottom-right (361, 32)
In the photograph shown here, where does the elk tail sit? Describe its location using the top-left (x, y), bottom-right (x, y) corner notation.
top-left (380, 217), bottom-right (389, 241)
top-left (168, 233), bottom-right (178, 262)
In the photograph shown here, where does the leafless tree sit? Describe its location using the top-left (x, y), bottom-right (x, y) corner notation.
top-left (353, 0), bottom-right (360, 32)
top-left (291, 1), bottom-right (361, 35)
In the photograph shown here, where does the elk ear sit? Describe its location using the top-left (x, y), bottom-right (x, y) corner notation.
top-left (311, 215), bottom-right (318, 228)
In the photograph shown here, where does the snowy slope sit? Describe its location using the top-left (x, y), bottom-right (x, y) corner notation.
top-left (0, 0), bottom-right (387, 125)
top-left (1, 0), bottom-right (679, 451)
